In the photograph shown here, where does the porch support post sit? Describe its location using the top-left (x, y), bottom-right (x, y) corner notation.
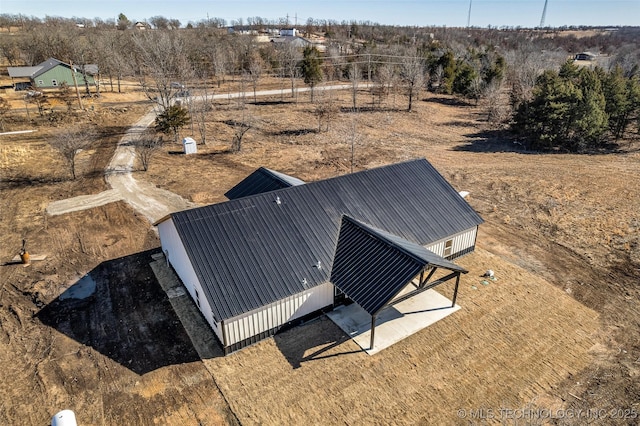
top-left (370, 314), bottom-right (377, 350)
top-left (451, 273), bottom-right (461, 307)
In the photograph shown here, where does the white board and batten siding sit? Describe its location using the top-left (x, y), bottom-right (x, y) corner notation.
top-left (224, 282), bottom-right (334, 347)
top-left (157, 219), bottom-right (224, 343)
top-left (425, 227), bottom-right (477, 259)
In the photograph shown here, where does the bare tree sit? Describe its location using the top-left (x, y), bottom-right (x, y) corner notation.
top-left (0, 97), bottom-right (10, 131)
top-left (349, 62), bottom-right (360, 110)
top-left (229, 82), bottom-right (253, 153)
top-left (131, 31), bottom-right (192, 111)
top-left (277, 43), bottom-right (302, 98)
top-left (400, 50), bottom-right (425, 112)
top-left (344, 113), bottom-right (362, 173)
top-left (0, 37), bottom-right (22, 66)
top-left (24, 90), bottom-right (48, 117)
top-left (50, 126), bottom-right (95, 180)
top-left (149, 16), bottom-right (170, 30)
top-left (314, 90), bottom-right (339, 132)
top-left (190, 85), bottom-right (214, 145)
top-left (484, 80), bottom-right (510, 127)
top-left (231, 112), bottom-right (252, 154)
top-left (207, 41), bottom-right (226, 88)
top-left (504, 47), bottom-right (548, 112)
top-left (248, 56), bottom-right (263, 103)
top-left (132, 130), bottom-right (164, 171)
top-left (380, 62), bottom-right (400, 108)
top-left (57, 82), bottom-right (76, 113)
top-left (90, 30), bottom-right (130, 93)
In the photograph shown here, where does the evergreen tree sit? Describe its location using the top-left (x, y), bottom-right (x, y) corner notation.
top-left (117, 13), bottom-right (130, 30)
top-left (438, 50), bottom-right (456, 94)
top-left (453, 61), bottom-right (478, 99)
top-left (154, 105), bottom-right (190, 143)
top-left (603, 66), bottom-right (630, 140)
top-left (628, 77), bottom-right (640, 138)
top-left (513, 65), bottom-right (610, 152)
top-left (513, 70), bottom-right (580, 150)
top-left (301, 46), bottom-right (323, 102)
top-left (572, 68), bottom-right (608, 150)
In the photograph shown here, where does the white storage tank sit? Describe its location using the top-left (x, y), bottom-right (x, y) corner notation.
top-left (51, 409), bottom-right (77, 426)
top-left (183, 137), bottom-right (197, 154)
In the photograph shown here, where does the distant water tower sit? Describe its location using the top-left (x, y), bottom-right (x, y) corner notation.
top-left (51, 410), bottom-right (77, 426)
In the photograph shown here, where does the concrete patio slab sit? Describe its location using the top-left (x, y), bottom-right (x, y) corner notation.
top-left (326, 289), bottom-right (460, 355)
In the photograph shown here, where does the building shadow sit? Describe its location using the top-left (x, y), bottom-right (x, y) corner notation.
top-left (453, 129), bottom-right (631, 154)
top-left (425, 96), bottom-right (475, 107)
top-left (452, 129), bottom-right (534, 153)
top-left (36, 248), bottom-right (205, 375)
top-left (274, 316), bottom-right (363, 369)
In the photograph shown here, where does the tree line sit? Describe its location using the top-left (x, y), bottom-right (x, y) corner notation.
top-left (513, 61), bottom-right (640, 151)
top-left (1, 14), bottom-right (639, 155)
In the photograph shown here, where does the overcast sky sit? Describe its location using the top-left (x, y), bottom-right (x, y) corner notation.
top-left (2, 0), bottom-right (639, 28)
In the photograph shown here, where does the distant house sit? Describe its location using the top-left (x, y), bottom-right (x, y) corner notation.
top-left (134, 22), bottom-right (149, 30)
top-left (227, 25), bottom-right (258, 35)
top-left (280, 28), bottom-right (297, 37)
top-left (270, 35), bottom-right (312, 49)
top-left (155, 159), bottom-right (483, 354)
top-left (7, 58), bottom-right (97, 91)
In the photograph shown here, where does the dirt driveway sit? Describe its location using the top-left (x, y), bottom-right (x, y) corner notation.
top-left (46, 84), bottom-right (362, 223)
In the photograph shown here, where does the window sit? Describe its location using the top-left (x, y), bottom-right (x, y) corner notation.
top-left (37, 80), bottom-right (44, 86)
top-left (195, 289), bottom-right (201, 308)
top-left (444, 239), bottom-right (453, 257)
top-left (51, 79), bottom-right (58, 86)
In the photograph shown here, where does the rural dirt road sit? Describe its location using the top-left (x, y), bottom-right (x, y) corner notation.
top-left (46, 84), bottom-right (362, 223)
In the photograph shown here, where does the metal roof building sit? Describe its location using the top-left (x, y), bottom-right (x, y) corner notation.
top-left (7, 58), bottom-right (97, 90)
top-left (156, 158), bottom-right (483, 354)
top-left (224, 167), bottom-right (305, 200)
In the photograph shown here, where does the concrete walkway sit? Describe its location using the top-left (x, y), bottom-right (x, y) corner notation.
top-left (46, 83), bottom-right (364, 223)
top-left (150, 252), bottom-right (221, 359)
top-left (46, 189), bottom-right (122, 216)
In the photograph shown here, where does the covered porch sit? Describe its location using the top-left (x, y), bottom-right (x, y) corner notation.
top-left (329, 216), bottom-right (467, 354)
top-left (327, 286), bottom-right (460, 355)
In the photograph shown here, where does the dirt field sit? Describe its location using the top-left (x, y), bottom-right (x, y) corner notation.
top-left (1, 80), bottom-right (639, 424)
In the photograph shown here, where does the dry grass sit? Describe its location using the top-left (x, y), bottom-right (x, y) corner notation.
top-left (1, 78), bottom-right (639, 424)
top-left (205, 248), bottom-right (599, 425)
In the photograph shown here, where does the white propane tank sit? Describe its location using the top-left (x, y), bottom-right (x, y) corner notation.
top-left (51, 409), bottom-right (77, 426)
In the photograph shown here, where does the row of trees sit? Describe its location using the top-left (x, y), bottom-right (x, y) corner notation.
top-left (513, 61), bottom-right (640, 151)
top-left (2, 15), bottom-right (639, 156)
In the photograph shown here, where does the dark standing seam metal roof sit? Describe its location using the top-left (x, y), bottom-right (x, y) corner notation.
top-left (168, 158), bottom-right (483, 321)
top-left (331, 216), bottom-right (467, 316)
top-left (224, 167), bottom-right (305, 200)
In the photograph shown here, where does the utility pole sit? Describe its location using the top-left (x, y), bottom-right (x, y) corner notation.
top-left (467, 0), bottom-right (472, 28)
top-left (539, 0), bottom-right (549, 28)
top-left (69, 60), bottom-right (84, 110)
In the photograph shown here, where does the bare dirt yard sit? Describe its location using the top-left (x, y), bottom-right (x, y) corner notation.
top-left (1, 80), bottom-right (639, 424)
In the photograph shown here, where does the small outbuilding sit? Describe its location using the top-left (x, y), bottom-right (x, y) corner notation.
top-left (182, 137), bottom-right (197, 154)
top-left (155, 158), bottom-right (483, 354)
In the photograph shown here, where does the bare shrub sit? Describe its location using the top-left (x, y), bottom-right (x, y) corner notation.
top-left (49, 126), bottom-right (95, 179)
top-left (132, 130), bottom-right (164, 171)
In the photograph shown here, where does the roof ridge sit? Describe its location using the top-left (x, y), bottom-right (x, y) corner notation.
top-left (340, 215), bottom-right (427, 265)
